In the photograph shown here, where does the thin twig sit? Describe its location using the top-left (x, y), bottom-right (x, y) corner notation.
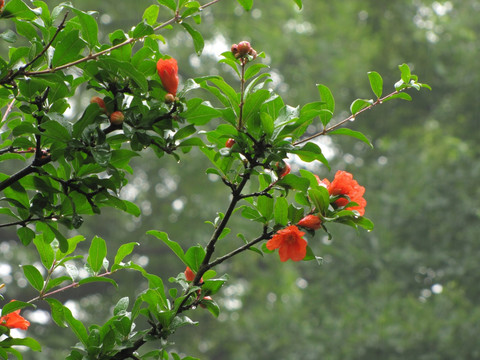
top-left (293, 90), bottom-right (401, 146)
top-left (21, 0), bottom-right (224, 78)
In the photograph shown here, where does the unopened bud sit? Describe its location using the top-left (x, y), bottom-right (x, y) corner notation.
top-left (110, 111), bottom-right (124, 125)
top-left (165, 93), bottom-right (176, 104)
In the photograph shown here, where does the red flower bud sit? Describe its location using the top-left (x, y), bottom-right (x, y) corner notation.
top-left (237, 41), bottom-right (251, 55)
top-left (110, 111), bottom-right (124, 125)
top-left (164, 93), bottom-right (176, 104)
top-left (297, 215), bottom-right (322, 230)
top-left (156, 58), bottom-right (179, 96)
top-left (225, 138), bottom-right (235, 148)
top-left (90, 96), bottom-right (107, 112)
top-left (231, 44), bottom-right (238, 54)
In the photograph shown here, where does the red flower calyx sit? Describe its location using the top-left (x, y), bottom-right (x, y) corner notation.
top-left (321, 170), bottom-right (367, 216)
top-left (156, 57), bottom-right (179, 96)
top-left (297, 215), bottom-right (322, 230)
top-left (266, 225), bottom-right (307, 262)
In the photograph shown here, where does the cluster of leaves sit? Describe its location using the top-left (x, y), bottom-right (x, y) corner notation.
top-left (0, 0), bottom-right (429, 359)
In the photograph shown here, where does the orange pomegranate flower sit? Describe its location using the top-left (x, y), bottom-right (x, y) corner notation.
top-left (297, 215), bottom-right (322, 230)
top-left (156, 57), bottom-right (179, 96)
top-left (321, 170), bottom-right (367, 216)
top-left (266, 225), bottom-right (307, 262)
top-left (0, 304), bottom-right (30, 330)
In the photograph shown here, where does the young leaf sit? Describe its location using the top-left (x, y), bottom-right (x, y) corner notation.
top-left (367, 71), bottom-right (383, 98)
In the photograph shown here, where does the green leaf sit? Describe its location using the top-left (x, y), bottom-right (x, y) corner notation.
top-left (184, 245), bottom-right (205, 272)
top-left (0, 29), bottom-right (17, 43)
top-left (147, 230), bottom-right (187, 265)
top-left (367, 71), bottom-right (383, 98)
top-left (291, 142), bottom-right (330, 169)
top-left (308, 187), bottom-right (330, 214)
top-left (51, 30), bottom-right (87, 67)
top-left (201, 298), bottom-right (220, 318)
top-left (40, 118), bottom-right (72, 142)
top-left (257, 195), bottom-right (274, 221)
top-left (182, 22), bottom-right (204, 55)
top-left (329, 128), bottom-right (373, 148)
top-left (78, 276), bottom-right (117, 287)
top-left (383, 92), bottom-right (412, 102)
top-left (33, 234), bottom-right (55, 269)
top-left (173, 124), bottom-right (196, 141)
top-left (274, 197), bottom-right (289, 226)
top-left (260, 112), bottom-right (274, 138)
top-left (236, 0), bottom-right (253, 11)
top-left (292, 0), bottom-right (303, 9)
top-left (277, 174), bottom-right (310, 192)
top-left (2, 0), bottom-right (38, 20)
top-left (181, 100), bottom-right (222, 126)
top-left (132, 20), bottom-right (154, 38)
top-left (157, 0), bottom-right (177, 12)
top-left (317, 84), bottom-right (335, 126)
top-left (143, 5), bottom-right (160, 26)
top-left (22, 265), bottom-right (44, 291)
top-left (64, 306), bottom-right (88, 346)
top-left (350, 98), bottom-right (374, 115)
top-left (47, 223), bottom-right (68, 253)
top-left (114, 242), bottom-right (139, 265)
top-left (67, 7), bottom-right (99, 48)
top-left (243, 89), bottom-right (271, 125)
top-left (87, 236), bottom-right (107, 274)
top-left (244, 64), bottom-right (269, 81)
top-left (0, 337), bottom-right (41, 352)
top-left (114, 297), bottom-right (129, 316)
top-left (17, 226), bottom-right (35, 246)
top-left (1, 300), bottom-right (34, 316)
top-left (56, 235), bottom-right (85, 258)
top-left (399, 63), bottom-right (412, 83)
top-left (45, 298), bottom-right (67, 327)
